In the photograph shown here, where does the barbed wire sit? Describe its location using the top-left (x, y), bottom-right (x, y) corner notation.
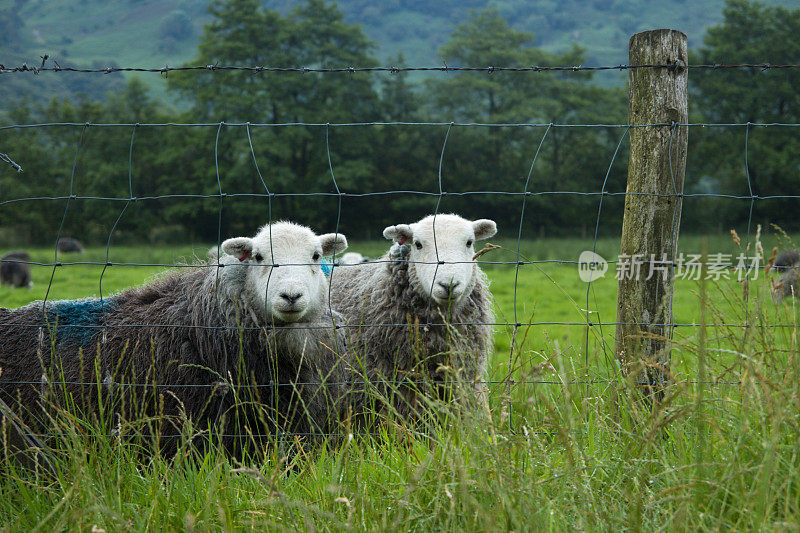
top-left (2, 59), bottom-right (800, 76)
top-left (0, 151), bottom-right (22, 172)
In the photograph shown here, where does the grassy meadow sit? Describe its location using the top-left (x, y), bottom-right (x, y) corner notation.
top-left (0, 233), bottom-right (799, 530)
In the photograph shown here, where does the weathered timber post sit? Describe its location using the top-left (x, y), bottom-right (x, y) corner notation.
top-left (615, 29), bottom-right (688, 400)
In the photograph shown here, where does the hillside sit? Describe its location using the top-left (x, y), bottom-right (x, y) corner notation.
top-left (1, 0), bottom-right (796, 109)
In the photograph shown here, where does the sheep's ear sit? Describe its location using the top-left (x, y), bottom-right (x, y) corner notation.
top-left (222, 237), bottom-right (254, 262)
top-left (320, 233), bottom-right (348, 256)
top-left (383, 224), bottom-right (413, 245)
top-left (473, 219), bottom-right (497, 240)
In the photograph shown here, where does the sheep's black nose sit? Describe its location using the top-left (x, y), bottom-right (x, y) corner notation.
top-left (280, 292), bottom-right (302, 304)
top-left (437, 281), bottom-right (460, 294)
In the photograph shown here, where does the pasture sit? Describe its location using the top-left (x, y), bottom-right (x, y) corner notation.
top-left (0, 233), bottom-right (798, 530)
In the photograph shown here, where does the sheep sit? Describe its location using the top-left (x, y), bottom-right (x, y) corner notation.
top-left (329, 213), bottom-right (497, 423)
top-left (56, 237), bottom-right (83, 253)
top-left (772, 249), bottom-right (799, 302)
top-left (339, 252), bottom-right (368, 265)
top-left (0, 252), bottom-right (33, 289)
top-left (0, 222), bottom-right (351, 456)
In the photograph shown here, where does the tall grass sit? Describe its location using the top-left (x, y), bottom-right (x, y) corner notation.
top-left (1, 239), bottom-right (799, 530)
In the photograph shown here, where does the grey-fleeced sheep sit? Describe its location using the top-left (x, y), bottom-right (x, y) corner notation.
top-left (0, 222), bottom-right (351, 455)
top-left (329, 213), bottom-right (497, 422)
top-left (56, 237), bottom-right (84, 253)
top-left (772, 249), bottom-right (799, 302)
top-left (0, 252), bottom-right (33, 288)
top-left (338, 252), bottom-right (368, 265)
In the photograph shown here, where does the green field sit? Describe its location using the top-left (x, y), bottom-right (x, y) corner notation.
top-left (0, 237), bottom-right (798, 529)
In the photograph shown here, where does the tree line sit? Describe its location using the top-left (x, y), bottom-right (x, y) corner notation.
top-left (1, 0), bottom-right (798, 246)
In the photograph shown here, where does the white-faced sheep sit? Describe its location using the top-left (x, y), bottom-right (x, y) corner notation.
top-left (329, 213), bottom-right (497, 422)
top-left (0, 252), bottom-right (33, 289)
top-left (0, 222), bottom-right (350, 456)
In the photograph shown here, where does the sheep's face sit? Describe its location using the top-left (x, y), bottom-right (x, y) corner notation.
top-left (384, 214), bottom-right (496, 309)
top-left (222, 222), bottom-right (347, 323)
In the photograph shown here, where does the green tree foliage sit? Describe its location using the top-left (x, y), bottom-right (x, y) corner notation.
top-left (690, 0), bottom-right (800, 231)
top-left (0, 4), bottom-right (627, 244)
top-left (0, 79), bottom-right (177, 245)
top-left (0, 0), bottom-right (25, 50)
top-left (425, 10), bottom-right (627, 236)
top-left (5, 0), bottom-right (795, 246)
top-left (167, 0), bottom-right (383, 238)
top-left (159, 10), bottom-right (194, 42)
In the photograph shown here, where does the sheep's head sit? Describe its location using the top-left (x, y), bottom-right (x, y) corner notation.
top-left (222, 222), bottom-right (347, 323)
top-left (383, 214), bottom-right (496, 309)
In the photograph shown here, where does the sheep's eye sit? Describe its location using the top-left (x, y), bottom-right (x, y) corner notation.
top-left (415, 241), bottom-right (423, 250)
top-left (466, 240), bottom-right (473, 247)
top-left (312, 252), bottom-right (320, 261)
top-left (254, 253), bottom-right (263, 262)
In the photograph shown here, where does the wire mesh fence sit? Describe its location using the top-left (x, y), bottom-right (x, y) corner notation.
top-left (1, 56), bottom-right (799, 452)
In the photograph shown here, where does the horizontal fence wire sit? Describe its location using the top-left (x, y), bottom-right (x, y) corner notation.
top-left (0, 62), bottom-right (798, 446)
top-left (4, 121), bottom-right (800, 128)
top-left (2, 59), bottom-right (800, 75)
top-left (0, 321), bottom-right (793, 330)
top-left (0, 379), bottom-right (749, 387)
top-left (1, 191), bottom-right (798, 206)
top-left (0, 258), bottom-right (781, 267)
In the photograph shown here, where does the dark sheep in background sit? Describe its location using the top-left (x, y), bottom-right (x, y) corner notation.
top-left (772, 249), bottom-right (799, 302)
top-left (56, 237), bottom-right (84, 253)
top-left (0, 252), bottom-right (33, 289)
top-left (0, 222), bottom-right (351, 457)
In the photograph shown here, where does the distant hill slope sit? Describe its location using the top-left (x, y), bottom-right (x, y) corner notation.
top-left (2, 0), bottom-right (796, 110)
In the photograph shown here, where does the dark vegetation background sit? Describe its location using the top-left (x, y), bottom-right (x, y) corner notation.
top-left (0, 0), bottom-right (798, 245)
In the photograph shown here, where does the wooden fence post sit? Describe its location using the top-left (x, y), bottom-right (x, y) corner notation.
top-left (615, 29), bottom-right (688, 400)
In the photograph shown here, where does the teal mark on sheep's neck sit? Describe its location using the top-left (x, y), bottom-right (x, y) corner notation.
top-left (321, 258), bottom-right (333, 276)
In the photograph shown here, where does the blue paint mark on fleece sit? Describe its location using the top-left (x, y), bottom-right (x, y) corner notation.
top-left (50, 297), bottom-right (118, 345)
top-left (321, 258), bottom-right (333, 277)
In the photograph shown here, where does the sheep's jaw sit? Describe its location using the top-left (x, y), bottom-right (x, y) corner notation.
top-left (428, 286), bottom-right (469, 310)
top-left (271, 305), bottom-right (308, 323)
